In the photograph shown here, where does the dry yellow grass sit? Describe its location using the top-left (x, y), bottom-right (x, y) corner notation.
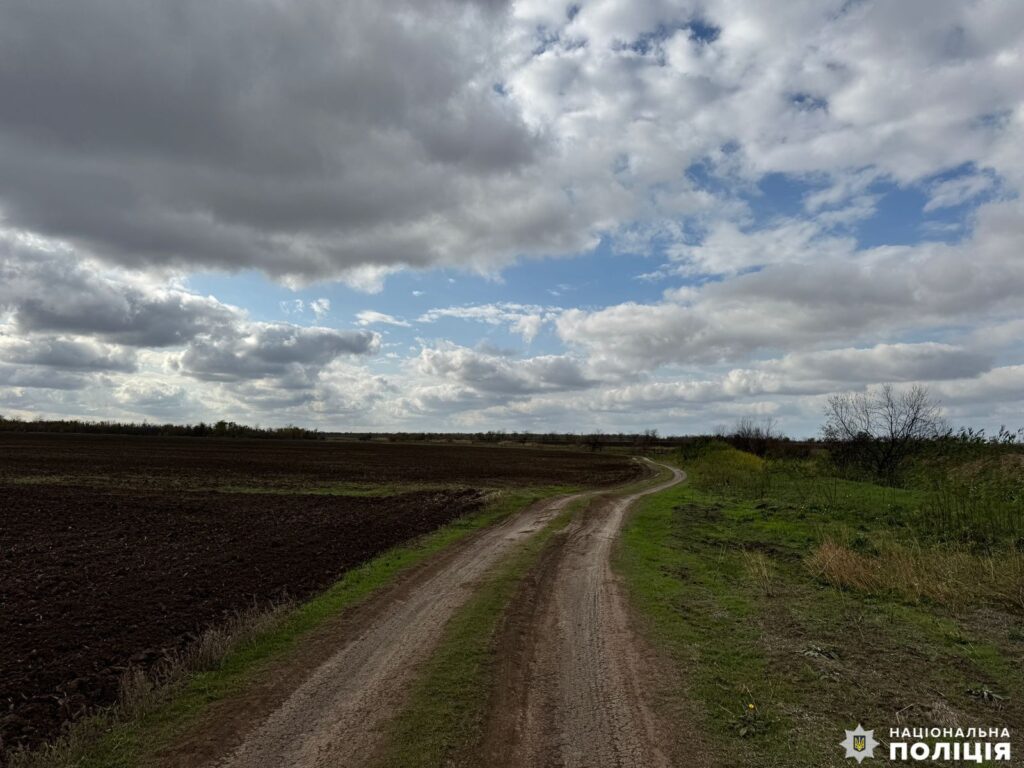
top-left (742, 550), bottom-right (776, 597)
top-left (6, 599), bottom-right (293, 768)
top-left (806, 538), bottom-right (1024, 611)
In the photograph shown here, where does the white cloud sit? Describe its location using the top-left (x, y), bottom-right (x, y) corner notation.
top-left (560, 197), bottom-right (1024, 372)
top-left (355, 310), bottom-right (411, 328)
top-left (418, 302), bottom-right (560, 342)
top-left (310, 298), bottom-right (331, 321)
top-left (414, 342), bottom-right (593, 397)
top-left (280, 299), bottom-right (305, 316)
top-left (666, 218), bottom-right (856, 276)
top-left (1, 1), bottom-right (1023, 434)
top-left (924, 172), bottom-right (997, 212)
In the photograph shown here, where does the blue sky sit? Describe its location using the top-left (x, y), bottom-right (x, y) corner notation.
top-left (1, 0), bottom-right (1022, 435)
top-left (186, 169), bottom-right (978, 341)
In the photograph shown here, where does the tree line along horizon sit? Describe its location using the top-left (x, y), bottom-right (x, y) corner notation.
top-left (1, 384), bottom-right (1022, 484)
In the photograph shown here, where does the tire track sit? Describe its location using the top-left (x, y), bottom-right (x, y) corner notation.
top-left (483, 462), bottom-right (685, 768)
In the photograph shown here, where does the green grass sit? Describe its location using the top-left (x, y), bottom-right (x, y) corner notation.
top-left (9, 486), bottom-right (574, 768)
top-left (617, 447), bottom-right (1024, 767)
top-left (375, 495), bottom-right (587, 768)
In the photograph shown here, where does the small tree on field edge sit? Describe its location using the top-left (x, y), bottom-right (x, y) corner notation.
top-left (822, 383), bottom-right (945, 483)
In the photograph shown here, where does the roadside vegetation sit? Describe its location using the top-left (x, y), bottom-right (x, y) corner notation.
top-left (619, 410), bottom-right (1023, 766)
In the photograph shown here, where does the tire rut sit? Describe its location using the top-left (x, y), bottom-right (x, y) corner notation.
top-left (482, 463), bottom-right (685, 768)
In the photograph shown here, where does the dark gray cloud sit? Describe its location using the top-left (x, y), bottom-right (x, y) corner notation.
top-left (176, 324), bottom-right (379, 382)
top-left (0, 245), bottom-right (237, 346)
top-left (0, 364), bottom-right (92, 391)
top-left (0, 240), bottom-right (380, 393)
top-left (773, 344), bottom-right (993, 384)
top-left (0, 337), bottom-right (137, 372)
top-left (0, 0), bottom-right (548, 282)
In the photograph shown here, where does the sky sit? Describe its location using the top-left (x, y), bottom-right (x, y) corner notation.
top-left (0, 0), bottom-right (1022, 436)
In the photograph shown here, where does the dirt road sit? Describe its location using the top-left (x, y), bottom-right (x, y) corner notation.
top-left (170, 462), bottom-right (683, 768)
top-left (482, 462), bottom-right (686, 768)
top-left (195, 492), bottom-right (584, 768)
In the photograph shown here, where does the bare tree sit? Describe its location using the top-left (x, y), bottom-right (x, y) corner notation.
top-left (730, 415), bottom-right (781, 455)
top-left (823, 384), bottom-right (945, 482)
top-left (584, 430), bottom-right (604, 452)
top-left (733, 416), bottom-right (779, 440)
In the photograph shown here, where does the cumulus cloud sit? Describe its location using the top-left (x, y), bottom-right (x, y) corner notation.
top-left (175, 324), bottom-right (379, 383)
top-left (769, 343), bottom-right (993, 385)
top-left (415, 343), bottom-right (593, 397)
top-left (0, 0), bottom-right (573, 285)
top-left (0, 364), bottom-right (95, 391)
top-left (0, 235), bottom-right (379, 417)
top-left (0, 335), bottom-right (136, 373)
top-left (560, 198), bottom-right (1024, 372)
top-left (1, 1), bottom-right (1023, 433)
top-left (114, 380), bottom-right (192, 415)
top-left (2, 0), bottom-right (1018, 287)
top-left (0, 236), bottom-right (237, 347)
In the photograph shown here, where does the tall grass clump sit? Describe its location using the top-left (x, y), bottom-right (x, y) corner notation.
top-left (807, 537), bottom-right (1024, 611)
top-left (913, 454), bottom-right (1024, 549)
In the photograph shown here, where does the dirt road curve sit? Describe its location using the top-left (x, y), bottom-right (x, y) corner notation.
top-left (483, 461), bottom-right (685, 768)
top-left (209, 492), bottom-right (584, 768)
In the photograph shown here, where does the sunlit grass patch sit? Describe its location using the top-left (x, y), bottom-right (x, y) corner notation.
top-left (807, 538), bottom-right (1024, 611)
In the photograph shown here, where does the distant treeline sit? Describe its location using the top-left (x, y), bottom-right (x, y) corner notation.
top-left (335, 429), bottom-right (816, 455)
top-left (3, 416), bottom-right (1017, 461)
top-left (0, 416), bottom-right (324, 440)
top-left (340, 429), bottom-right (682, 448)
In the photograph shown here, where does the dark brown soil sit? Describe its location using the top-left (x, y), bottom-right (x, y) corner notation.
top-left (0, 484), bottom-right (485, 754)
top-left (0, 434), bottom-right (641, 490)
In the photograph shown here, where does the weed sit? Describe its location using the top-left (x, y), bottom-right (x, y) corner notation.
top-left (742, 550), bottom-right (776, 597)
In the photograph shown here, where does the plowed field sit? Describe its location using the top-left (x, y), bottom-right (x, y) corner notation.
top-left (0, 435), bottom-right (639, 755)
